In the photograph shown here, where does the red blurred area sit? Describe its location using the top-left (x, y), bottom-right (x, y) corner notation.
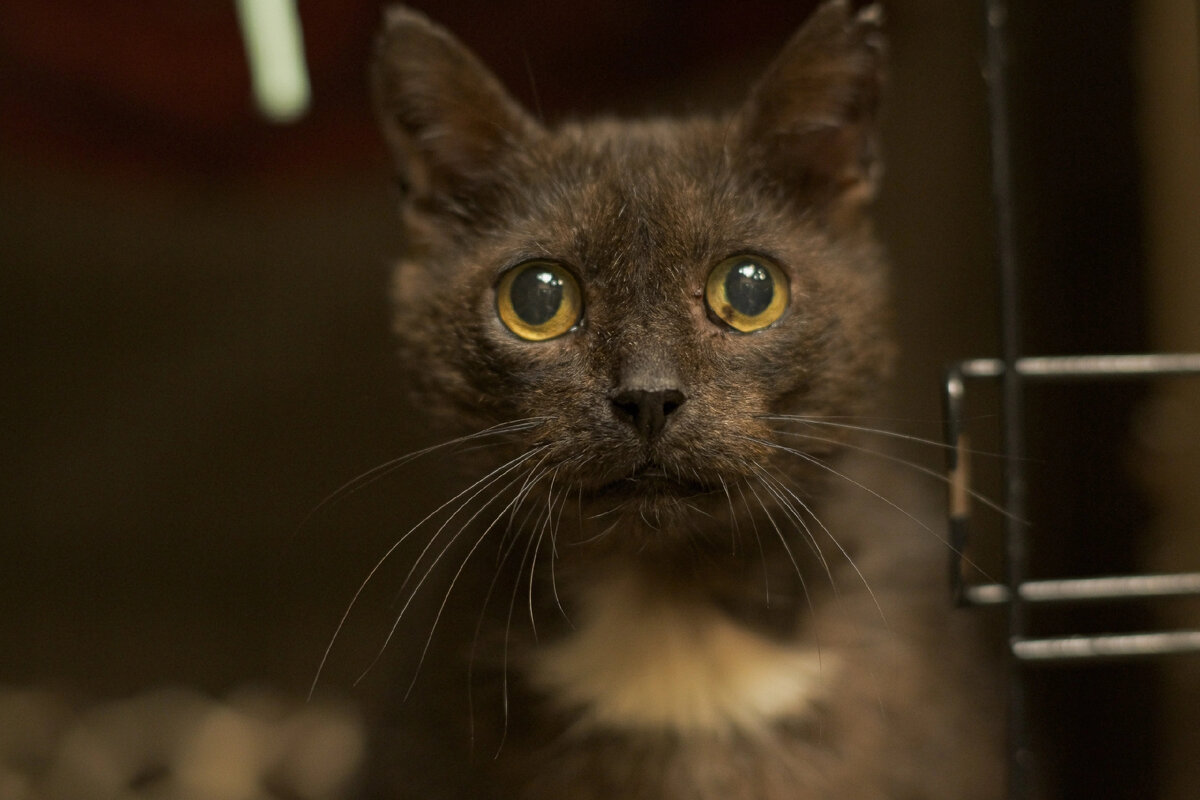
top-left (0, 3), bottom-right (383, 180)
top-left (0, 1), bottom-right (817, 182)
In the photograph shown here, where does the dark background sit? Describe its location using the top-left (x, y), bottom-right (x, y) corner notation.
top-left (0, 2), bottom-right (1175, 797)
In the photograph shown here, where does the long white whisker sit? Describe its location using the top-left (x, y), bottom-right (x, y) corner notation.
top-left (300, 417), bottom-right (547, 530)
top-left (570, 515), bottom-right (623, 546)
top-left (391, 448), bottom-right (549, 606)
top-left (749, 463), bottom-right (835, 594)
top-left (526, 467), bottom-right (562, 641)
top-left (735, 480), bottom-right (771, 606)
top-left (753, 464), bottom-right (887, 628)
top-left (761, 414), bottom-right (1007, 459)
top-left (548, 473), bottom-right (575, 625)
top-left (356, 453), bottom-right (549, 689)
top-left (772, 428), bottom-right (1020, 522)
top-left (497, 458), bottom-right (556, 561)
top-left (468, 454), bottom-right (561, 752)
top-left (744, 435), bottom-right (993, 582)
top-left (309, 446), bottom-right (544, 699)
top-left (497, 495), bottom-right (547, 758)
top-left (399, 455), bottom-right (558, 699)
top-left (745, 477), bottom-right (819, 667)
top-left (744, 479), bottom-right (806, 590)
top-left (468, 462), bottom-right (552, 749)
top-left (717, 474), bottom-right (740, 556)
top-left (743, 435), bottom-right (934, 535)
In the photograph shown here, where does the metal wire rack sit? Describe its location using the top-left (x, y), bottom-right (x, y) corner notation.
top-left (943, 3), bottom-right (1200, 798)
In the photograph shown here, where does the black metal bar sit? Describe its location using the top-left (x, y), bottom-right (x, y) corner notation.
top-left (965, 572), bottom-right (1200, 606)
top-left (1013, 631), bottom-right (1200, 663)
top-left (982, 1), bottom-right (1030, 797)
top-left (943, 345), bottom-right (1200, 794)
top-left (943, 364), bottom-right (970, 606)
top-left (958, 353), bottom-right (1200, 380)
top-left (942, 352), bottom-right (1200, 611)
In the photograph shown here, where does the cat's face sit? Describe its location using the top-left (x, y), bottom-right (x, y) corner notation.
top-left (375, 3), bottom-right (890, 544)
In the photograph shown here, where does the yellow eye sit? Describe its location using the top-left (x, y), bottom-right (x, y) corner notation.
top-left (704, 255), bottom-right (789, 332)
top-left (496, 261), bottom-right (582, 341)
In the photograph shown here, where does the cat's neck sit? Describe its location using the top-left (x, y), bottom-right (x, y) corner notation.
top-left (526, 565), bottom-right (831, 738)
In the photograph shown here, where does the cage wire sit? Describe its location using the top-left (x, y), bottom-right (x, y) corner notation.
top-left (945, 2), bottom-right (1200, 798)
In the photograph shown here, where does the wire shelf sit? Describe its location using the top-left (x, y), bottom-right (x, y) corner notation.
top-left (957, 2), bottom-right (1200, 796)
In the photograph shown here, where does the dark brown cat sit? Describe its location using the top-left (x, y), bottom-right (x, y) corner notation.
top-left (358, 2), bottom-right (1002, 797)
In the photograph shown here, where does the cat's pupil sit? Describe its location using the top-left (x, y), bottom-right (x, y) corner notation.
top-left (511, 268), bottom-right (565, 325)
top-left (724, 261), bottom-right (774, 317)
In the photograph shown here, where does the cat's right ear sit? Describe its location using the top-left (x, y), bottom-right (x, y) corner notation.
top-left (372, 7), bottom-right (540, 215)
top-left (733, 1), bottom-right (884, 226)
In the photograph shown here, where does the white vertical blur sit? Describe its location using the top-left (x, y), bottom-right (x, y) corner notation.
top-left (235, 0), bottom-right (312, 123)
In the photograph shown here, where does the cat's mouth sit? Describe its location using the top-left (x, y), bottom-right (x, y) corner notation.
top-left (590, 462), bottom-right (714, 501)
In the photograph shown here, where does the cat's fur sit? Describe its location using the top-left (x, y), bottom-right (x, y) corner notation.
top-left (362, 2), bottom-right (1002, 798)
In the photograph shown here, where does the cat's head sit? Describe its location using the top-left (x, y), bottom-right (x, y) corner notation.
top-left (373, 2), bottom-right (891, 541)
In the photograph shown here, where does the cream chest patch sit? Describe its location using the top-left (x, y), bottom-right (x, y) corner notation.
top-left (527, 571), bottom-right (831, 736)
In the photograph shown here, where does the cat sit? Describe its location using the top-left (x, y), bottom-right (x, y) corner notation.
top-left (352, 2), bottom-right (1004, 797)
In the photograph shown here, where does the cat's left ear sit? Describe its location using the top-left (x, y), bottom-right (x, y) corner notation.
top-left (372, 7), bottom-right (541, 216)
top-left (734, 1), bottom-right (884, 224)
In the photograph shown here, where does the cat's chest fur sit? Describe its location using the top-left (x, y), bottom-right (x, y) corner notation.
top-left (466, 466), bottom-right (999, 800)
top-left (363, 2), bottom-right (1002, 798)
top-left (526, 567), bottom-right (830, 736)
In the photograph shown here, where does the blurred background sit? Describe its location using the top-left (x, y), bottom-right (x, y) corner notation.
top-left (1, 1), bottom-right (1197, 798)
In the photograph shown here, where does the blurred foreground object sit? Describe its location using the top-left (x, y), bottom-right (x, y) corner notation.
top-left (234, 0), bottom-right (311, 123)
top-left (0, 685), bottom-right (364, 800)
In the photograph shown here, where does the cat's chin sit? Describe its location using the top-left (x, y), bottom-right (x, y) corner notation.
top-left (568, 470), bottom-right (730, 545)
top-left (588, 464), bottom-right (716, 504)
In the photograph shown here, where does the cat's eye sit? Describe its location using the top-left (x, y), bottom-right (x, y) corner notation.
top-left (496, 261), bottom-right (583, 341)
top-left (704, 255), bottom-right (789, 332)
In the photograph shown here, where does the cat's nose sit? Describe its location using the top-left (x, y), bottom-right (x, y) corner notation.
top-left (609, 388), bottom-right (687, 441)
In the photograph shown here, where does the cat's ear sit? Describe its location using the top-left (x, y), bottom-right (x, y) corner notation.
top-left (734, 1), bottom-right (884, 223)
top-left (371, 7), bottom-right (540, 215)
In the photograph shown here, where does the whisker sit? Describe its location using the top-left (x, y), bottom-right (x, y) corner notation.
top-left (465, 455), bottom-right (562, 747)
top-left (299, 417), bottom-right (548, 531)
top-left (309, 445), bottom-right (545, 699)
top-left (399, 456), bottom-right (558, 699)
top-left (717, 474), bottom-right (740, 556)
top-left (585, 503), bottom-right (628, 520)
top-left (526, 467), bottom-right (562, 641)
top-left (761, 414), bottom-right (1007, 459)
top-left (748, 463), bottom-right (836, 594)
top-left (773, 428), bottom-right (1021, 522)
top-left (358, 452), bottom-right (550, 690)
top-left (682, 502), bottom-right (715, 519)
top-left (468, 466), bottom-right (550, 749)
top-left (745, 477), bottom-right (819, 667)
top-left (743, 479), bottom-right (807, 595)
top-left (548, 473), bottom-right (575, 626)
top-left (571, 515), bottom-right (623, 546)
top-left (734, 480), bottom-right (771, 606)
top-left (392, 447), bottom-right (549, 610)
top-left (496, 452), bottom-right (556, 562)
top-left (498, 495), bottom-right (547, 758)
top-left (752, 464), bottom-right (887, 628)
top-left (743, 435), bottom-right (994, 583)
top-left (743, 435), bottom-right (934, 535)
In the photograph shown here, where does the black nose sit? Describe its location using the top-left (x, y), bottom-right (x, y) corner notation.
top-left (610, 388), bottom-right (686, 441)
